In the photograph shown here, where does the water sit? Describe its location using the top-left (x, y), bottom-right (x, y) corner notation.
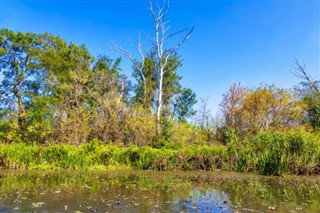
top-left (0, 170), bottom-right (319, 212)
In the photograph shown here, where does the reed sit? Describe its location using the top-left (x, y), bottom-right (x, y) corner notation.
top-left (0, 129), bottom-right (319, 175)
top-left (0, 142), bottom-right (228, 171)
top-left (231, 129), bottom-right (320, 175)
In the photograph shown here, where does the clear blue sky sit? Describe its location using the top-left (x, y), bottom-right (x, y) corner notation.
top-left (1, 0), bottom-right (319, 114)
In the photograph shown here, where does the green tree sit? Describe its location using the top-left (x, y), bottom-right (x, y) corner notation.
top-left (35, 34), bottom-right (94, 144)
top-left (173, 87), bottom-right (197, 122)
top-left (0, 29), bottom-right (48, 141)
top-left (161, 55), bottom-right (183, 107)
top-left (132, 57), bottom-right (157, 110)
top-left (89, 56), bottom-right (128, 143)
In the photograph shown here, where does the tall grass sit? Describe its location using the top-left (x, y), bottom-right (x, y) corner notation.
top-left (230, 129), bottom-right (320, 175)
top-left (0, 129), bottom-right (319, 175)
top-left (0, 140), bottom-right (229, 171)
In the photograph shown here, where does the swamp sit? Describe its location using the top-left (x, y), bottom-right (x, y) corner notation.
top-left (0, 170), bottom-right (320, 212)
top-left (1, 0), bottom-right (320, 212)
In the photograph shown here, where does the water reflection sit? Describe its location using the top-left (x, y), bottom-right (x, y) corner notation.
top-left (173, 190), bottom-right (232, 213)
top-left (0, 170), bottom-right (319, 212)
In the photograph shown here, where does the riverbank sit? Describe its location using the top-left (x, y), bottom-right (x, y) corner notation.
top-left (0, 130), bottom-right (319, 175)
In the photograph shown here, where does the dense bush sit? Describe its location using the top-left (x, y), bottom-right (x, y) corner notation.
top-left (230, 129), bottom-right (320, 175)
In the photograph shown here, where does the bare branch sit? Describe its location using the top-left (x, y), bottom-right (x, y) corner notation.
top-left (148, 0), bottom-right (157, 21)
top-left (292, 59), bottom-right (320, 96)
top-left (135, 32), bottom-right (145, 66)
top-left (174, 26), bottom-right (194, 49)
top-left (163, 27), bottom-right (194, 57)
top-left (163, 28), bottom-right (187, 41)
top-left (110, 41), bottom-right (141, 71)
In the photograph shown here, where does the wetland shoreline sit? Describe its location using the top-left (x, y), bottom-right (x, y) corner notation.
top-left (1, 130), bottom-right (320, 176)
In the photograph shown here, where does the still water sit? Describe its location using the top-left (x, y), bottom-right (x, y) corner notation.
top-left (0, 170), bottom-right (319, 212)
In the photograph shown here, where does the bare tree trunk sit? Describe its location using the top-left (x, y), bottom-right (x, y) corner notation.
top-left (118, 79), bottom-right (125, 105)
top-left (15, 91), bottom-right (24, 128)
top-left (142, 76), bottom-right (147, 109)
top-left (156, 67), bottom-right (164, 133)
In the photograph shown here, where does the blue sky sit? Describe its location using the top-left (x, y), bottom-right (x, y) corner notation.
top-left (1, 0), bottom-right (319, 113)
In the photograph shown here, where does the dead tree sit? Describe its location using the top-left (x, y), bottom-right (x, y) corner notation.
top-left (111, 33), bottom-right (148, 107)
top-left (292, 59), bottom-right (320, 97)
top-left (148, 0), bottom-right (194, 133)
top-left (112, 0), bottom-right (193, 134)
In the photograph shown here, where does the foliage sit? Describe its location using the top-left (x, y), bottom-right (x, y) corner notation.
top-left (216, 126), bottom-right (238, 145)
top-left (220, 82), bottom-right (246, 131)
top-left (132, 57), bottom-right (157, 110)
top-left (0, 29), bottom-right (47, 140)
top-left (123, 106), bottom-right (157, 146)
top-left (297, 81), bottom-right (320, 130)
top-left (230, 129), bottom-right (320, 175)
top-left (1, 28), bottom-right (320, 177)
top-left (173, 87), bottom-right (197, 122)
top-left (1, 129), bottom-right (319, 176)
top-left (220, 83), bottom-right (304, 137)
top-left (303, 96), bottom-right (320, 129)
top-left (169, 122), bottom-right (208, 147)
top-left (0, 29), bottom-right (200, 145)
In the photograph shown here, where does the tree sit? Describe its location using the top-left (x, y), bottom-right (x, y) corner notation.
top-left (89, 56), bottom-right (128, 143)
top-left (131, 56), bottom-right (157, 110)
top-left (43, 41), bottom-right (94, 144)
top-left (242, 85), bottom-right (303, 132)
top-left (219, 83), bottom-right (304, 135)
top-left (0, 28), bottom-right (200, 146)
top-left (111, 34), bottom-right (152, 110)
top-left (173, 87), bottom-right (197, 122)
top-left (148, 0), bottom-right (194, 133)
top-left (113, 0), bottom-right (193, 135)
top-left (220, 82), bottom-right (246, 132)
top-left (292, 60), bottom-right (320, 129)
top-left (161, 55), bottom-right (183, 107)
top-left (197, 97), bottom-right (211, 130)
top-left (292, 59), bottom-right (320, 97)
top-left (0, 29), bottom-right (48, 140)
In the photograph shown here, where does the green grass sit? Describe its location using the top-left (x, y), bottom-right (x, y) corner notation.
top-left (230, 129), bottom-right (320, 175)
top-left (1, 129), bottom-right (319, 175)
top-left (0, 141), bottom-right (229, 171)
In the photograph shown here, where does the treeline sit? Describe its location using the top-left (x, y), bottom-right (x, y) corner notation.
top-left (0, 28), bottom-right (200, 146)
top-left (217, 78), bottom-right (320, 143)
top-left (1, 27), bottom-right (320, 175)
top-left (0, 28), bottom-right (319, 147)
